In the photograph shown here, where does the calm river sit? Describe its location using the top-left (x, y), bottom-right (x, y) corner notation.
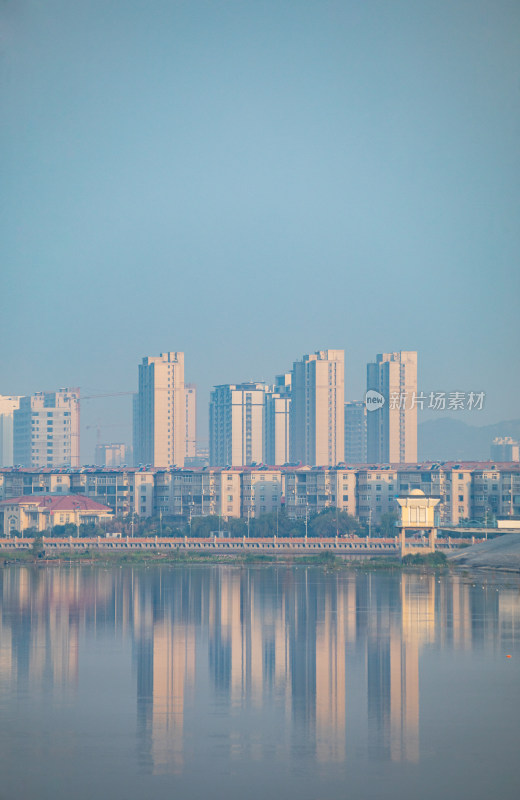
top-left (0, 564), bottom-right (519, 800)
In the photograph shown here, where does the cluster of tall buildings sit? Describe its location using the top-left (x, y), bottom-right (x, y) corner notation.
top-left (15, 347), bottom-right (518, 472)
top-left (132, 348), bottom-right (417, 470)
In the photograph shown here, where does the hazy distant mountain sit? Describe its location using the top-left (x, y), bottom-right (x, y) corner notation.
top-left (418, 418), bottom-right (520, 462)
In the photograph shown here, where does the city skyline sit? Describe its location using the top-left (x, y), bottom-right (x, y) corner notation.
top-left (1, 3), bottom-right (519, 796)
top-left (1, 0), bottom-right (519, 465)
top-left (1, 341), bottom-right (517, 465)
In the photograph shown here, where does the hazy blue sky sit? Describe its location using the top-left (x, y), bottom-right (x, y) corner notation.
top-left (1, 0), bottom-right (519, 460)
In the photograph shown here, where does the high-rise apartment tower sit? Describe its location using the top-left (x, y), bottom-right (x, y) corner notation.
top-left (366, 351), bottom-right (417, 463)
top-left (290, 350), bottom-right (344, 466)
top-left (13, 389), bottom-right (80, 468)
top-left (133, 352), bottom-right (185, 468)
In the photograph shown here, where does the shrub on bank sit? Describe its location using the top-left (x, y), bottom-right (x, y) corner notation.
top-left (402, 551), bottom-right (447, 566)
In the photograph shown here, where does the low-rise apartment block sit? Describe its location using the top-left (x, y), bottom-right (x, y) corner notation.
top-left (241, 470), bottom-right (283, 518)
top-left (285, 468), bottom-right (357, 519)
top-left (1, 462), bottom-right (519, 528)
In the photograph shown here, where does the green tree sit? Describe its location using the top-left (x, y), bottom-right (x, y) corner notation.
top-left (52, 522), bottom-right (78, 537)
top-left (31, 535), bottom-right (45, 558)
top-left (377, 512), bottom-right (399, 537)
top-left (189, 515), bottom-right (222, 537)
top-left (78, 522), bottom-right (103, 537)
top-left (309, 509), bottom-right (362, 538)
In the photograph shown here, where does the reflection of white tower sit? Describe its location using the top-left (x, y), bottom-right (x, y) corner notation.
top-left (151, 621), bottom-right (195, 774)
top-left (389, 574), bottom-right (436, 763)
top-left (450, 576), bottom-right (472, 650)
top-left (0, 568), bottom-right (83, 692)
top-left (216, 572), bottom-right (244, 701)
top-left (316, 580), bottom-right (346, 762)
top-left (0, 609), bottom-right (13, 686)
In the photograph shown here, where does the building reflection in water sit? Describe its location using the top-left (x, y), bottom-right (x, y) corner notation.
top-left (0, 565), bottom-right (518, 776)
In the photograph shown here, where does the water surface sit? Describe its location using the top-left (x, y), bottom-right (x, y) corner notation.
top-left (0, 564), bottom-right (519, 799)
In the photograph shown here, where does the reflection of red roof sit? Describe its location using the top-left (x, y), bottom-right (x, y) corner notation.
top-left (0, 495), bottom-right (112, 513)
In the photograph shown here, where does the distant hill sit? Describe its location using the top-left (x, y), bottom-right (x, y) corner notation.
top-left (418, 418), bottom-right (520, 462)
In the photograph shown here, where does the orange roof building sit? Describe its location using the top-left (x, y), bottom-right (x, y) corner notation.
top-left (0, 495), bottom-right (113, 536)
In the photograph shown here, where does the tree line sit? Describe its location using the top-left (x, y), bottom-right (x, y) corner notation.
top-left (14, 510), bottom-right (399, 539)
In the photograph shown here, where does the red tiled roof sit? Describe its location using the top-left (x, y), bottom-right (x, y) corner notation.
top-left (0, 495), bottom-right (112, 512)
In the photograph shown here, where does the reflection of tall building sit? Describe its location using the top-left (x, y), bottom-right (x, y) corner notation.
top-left (449, 576), bottom-right (472, 650)
top-left (0, 568), bottom-right (87, 690)
top-left (364, 574), bottom-right (425, 763)
top-left (150, 622), bottom-right (194, 773)
top-left (134, 572), bottom-right (197, 775)
top-left (3, 562), bottom-right (517, 778)
top-left (316, 581), bottom-right (346, 762)
top-left (388, 574), bottom-right (434, 763)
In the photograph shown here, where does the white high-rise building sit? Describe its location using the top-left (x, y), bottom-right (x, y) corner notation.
top-left (344, 401), bottom-right (367, 463)
top-left (265, 374), bottom-right (291, 465)
top-left (491, 437), bottom-right (519, 462)
top-left (209, 383), bottom-right (269, 466)
top-left (95, 443), bottom-right (127, 467)
top-left (289, 350), bottom-right (345, 466)
top-left (185, 384), bottom-right (197, 459)
top-left (366, 351), bottom-right (418, 463)
top-left (133, 352), bottom-right (185, 468)
top-left (13, 389), bottom-right (80, 468)
top-left (0, 396), bottom-right (21, 466)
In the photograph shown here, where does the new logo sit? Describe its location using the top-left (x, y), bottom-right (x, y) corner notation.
top-left (365, 390), bottom-right (385, 411)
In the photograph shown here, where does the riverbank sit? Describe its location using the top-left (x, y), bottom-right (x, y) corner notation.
top-left (0, 548), bottom-right (448, 571)
top-left (447, 532), bottom-right (520, 571)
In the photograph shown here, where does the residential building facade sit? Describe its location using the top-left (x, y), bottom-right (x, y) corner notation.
top-left (185, 384), bottom-right (197, 458)
top-left (264, 374), bottom-right (291, 466)
top-left (290, 350), bottom-right (345, 466)
top-left (367, 351), bottom-right (417, 463)
top-left (209, 383), bottom-right (269, 466)
top-left (1, 462), bottom-right (519, 527)
top-left (0, 495), bottom-right (113, 536)
top-left (0, 396), bottom-right (21, 466)
top-left (491, 437), bottom-right (519, 462)
top-left (13, 389), bottom-right (80, 468)
top-left (95, 443), bottom-right (127, 467)
top-left (344, 401), bottom-right (367, 463)
top-left (133, 352), bottom-right (185, 468)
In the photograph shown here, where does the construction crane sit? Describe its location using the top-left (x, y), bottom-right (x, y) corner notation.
top-left (81, 392), bottom-right (135, 400)
top-left (85, 423), bottom-right (129, 446)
